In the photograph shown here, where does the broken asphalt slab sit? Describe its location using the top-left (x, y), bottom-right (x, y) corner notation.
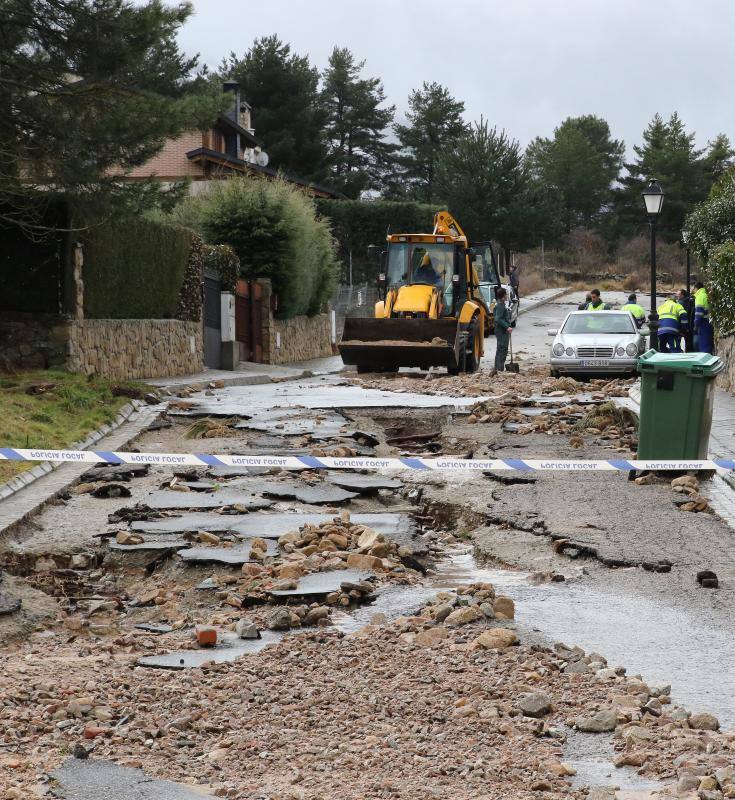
top-left (178, 538), bottom-right (278, 565)
top-left (325, 473), bottom-right (403, 493)
top-left (50, 758), bottom-right (214, 799)
top-left (132, 511), bottom-right (416, 540)
top-left (268, 568), bottom-right (374, 597)
top-left (143, 490), bottom-right (273, 511)
top-left (136, 630), bottom-right (281, 670)
top-left (169, 376), bottom-right (485, 415)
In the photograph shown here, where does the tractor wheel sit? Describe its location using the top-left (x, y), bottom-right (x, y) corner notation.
top-left (356, 365), bottom-right (372, 374)
top-left (464, 319), bottom-right (481, 374)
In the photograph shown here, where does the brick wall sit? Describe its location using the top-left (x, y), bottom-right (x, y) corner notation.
top-left (124, 131), bottom-right (205, 179)
top-left (67, 319), bottom-right (203, 379)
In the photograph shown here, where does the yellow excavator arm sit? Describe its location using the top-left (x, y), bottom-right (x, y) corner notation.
top-left (432, 210), bottom-right (467, 241)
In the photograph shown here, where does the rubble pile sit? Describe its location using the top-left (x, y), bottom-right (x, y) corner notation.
top-left (3, 597), bottom-right (735, 799)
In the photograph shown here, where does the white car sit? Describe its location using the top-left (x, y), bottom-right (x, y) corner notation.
top-left (548, 310), bottom-right (649, 377)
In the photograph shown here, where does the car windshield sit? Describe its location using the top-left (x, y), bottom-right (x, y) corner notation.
top-left (386, 242), bottom-right (456, 313)
top-left (562, 313), bottom-right (635, 335)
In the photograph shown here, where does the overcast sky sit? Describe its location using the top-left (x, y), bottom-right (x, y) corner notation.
top-left (178, 0), bottom-right (735, 156)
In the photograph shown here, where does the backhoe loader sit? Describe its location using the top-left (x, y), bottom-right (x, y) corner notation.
top-left (338, 211), bottom-right (500, 374)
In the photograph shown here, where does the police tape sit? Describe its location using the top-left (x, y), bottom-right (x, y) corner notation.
top-left (0, 447), bottom-right (734, 472)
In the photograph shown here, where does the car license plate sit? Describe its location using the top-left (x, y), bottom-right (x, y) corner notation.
top-left (580, 360), bottom-right (610, 367)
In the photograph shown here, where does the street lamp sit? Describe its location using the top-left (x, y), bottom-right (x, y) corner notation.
top-left (682, 229), bottom-right (693, 351)
top-left (642, 179), bottom-right (664, 350)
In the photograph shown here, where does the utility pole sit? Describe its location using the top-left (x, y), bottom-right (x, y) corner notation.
top-left (541, 239), bottom-right (545, 286)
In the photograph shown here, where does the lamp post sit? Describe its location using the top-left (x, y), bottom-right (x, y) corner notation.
top-left (642, 179), bottom-right (664, 350)
top-left (682, 229), bottom-right (693, 351)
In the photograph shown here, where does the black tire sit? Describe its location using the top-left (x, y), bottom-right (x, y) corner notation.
top-left (464, 319), bottom-right (480, 373)
top-left (511, 319), bottom-right (517, 328)
top-left (356, 365), bottom-right (372, 374)
top-left (550, 369), bottom-right (560, 378)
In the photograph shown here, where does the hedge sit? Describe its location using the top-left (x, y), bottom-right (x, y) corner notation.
top-left (81, 216), bottom-right (193, 319)
top-left (201, 178), bottom-right (338, 319)
top-left (315, 199), bottom-right (436, 284)
top-left (685, 171), bottom-right (735, 333)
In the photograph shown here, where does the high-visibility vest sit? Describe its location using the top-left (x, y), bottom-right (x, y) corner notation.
top-left (658, 299), bottom-right (687, 335)
top-left (694, 287), bottom-right (710, 329)
top-left (587, 301), bottom-right (605, 311)
top-left (621, 303), bottom-right (646, 323)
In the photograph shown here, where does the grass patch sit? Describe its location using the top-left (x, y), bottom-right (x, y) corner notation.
top-left (0, 370), bottom-right (146, 483)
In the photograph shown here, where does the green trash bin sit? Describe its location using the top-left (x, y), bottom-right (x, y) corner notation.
top-left (637, 350), bottom-right (724, 460)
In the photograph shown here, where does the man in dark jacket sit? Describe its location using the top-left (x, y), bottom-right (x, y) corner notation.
top-left (508, 265), bottom-right (520, 298)
top-left (492, 287), bottom-right (513, 375)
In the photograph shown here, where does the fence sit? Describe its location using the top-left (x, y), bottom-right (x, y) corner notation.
top-left (331, 283), bottom-right (380, 339)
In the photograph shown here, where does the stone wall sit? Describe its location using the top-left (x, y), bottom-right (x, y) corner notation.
top-left (0, 313), bottom-right (69, 371)
top-left (716, 334), bottom-right (735, 394)
top-left (67, 319), bottom-right (203, 379)
top-left (264, 314), bottom-right (333, 365)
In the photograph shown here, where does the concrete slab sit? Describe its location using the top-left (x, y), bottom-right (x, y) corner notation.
top-left (144, 490), bottom-right (273, 511)
top-left (80, 464), bottom-right (149, 482)
top-left (179, 539), bottom-right (277, 565)
top-left (108, 533), bottom-right (190, 552)
top-left (325, 473), bottom-right (403, 493)
top-left (136, 630), bottom-right (280, 669)
top-left (234, 409), bottom-right (348, 439)
top-left (176, 375), bottom-right (484, 415)
top-left (50, 758), bottom-right (214, 799)
top-left (269, 568), bottom-right (373, 597)
top-left (132, 511), bottom-right (415, 540)
top-left (234, 479), bottom-right (358, 504)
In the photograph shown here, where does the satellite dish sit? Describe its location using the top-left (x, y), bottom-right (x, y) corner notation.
top-left (256, 150), bottom-right (269, 167)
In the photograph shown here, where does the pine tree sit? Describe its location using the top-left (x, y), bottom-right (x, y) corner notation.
top-left (221, 36), bottom-right (328, 182)
top-left (320, 47), bottom-right (396, 198)
top-left (0, 0), bottom-right (222, 233)
top-left (616, 113), bottom-right (708, 241)
top-left (393, 82), bottom-right (467, 202)
top-left (526, 115), bottom-right (624, 231)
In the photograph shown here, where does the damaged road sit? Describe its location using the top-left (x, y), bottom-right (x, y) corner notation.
top-left (2, 294), bottom-right (735, 799)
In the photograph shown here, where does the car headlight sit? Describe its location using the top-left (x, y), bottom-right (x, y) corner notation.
top-left (626, 342), bottom-right (638, 357)
top-left (565, 347), bottom-right (574, 357)
top-left (552, 343), bottom-right (565, 357)
top-left (616, 346), bottom-right (625, 356)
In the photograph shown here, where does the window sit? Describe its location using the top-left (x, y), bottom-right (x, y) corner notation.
top-left (385, 242), bottom-right (456, 314)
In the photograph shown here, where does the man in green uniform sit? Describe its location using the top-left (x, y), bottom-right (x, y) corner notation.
top-left (621, 293), bottom-right (647, 328)
top-left (492, 287), bottom-right (513, 375)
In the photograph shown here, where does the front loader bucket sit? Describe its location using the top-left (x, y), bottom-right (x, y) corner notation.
top-left (339, 317), bottom-right (461, 370)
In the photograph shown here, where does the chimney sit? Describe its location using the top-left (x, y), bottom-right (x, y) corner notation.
top-left (222, 80), bottom-right (240, 159)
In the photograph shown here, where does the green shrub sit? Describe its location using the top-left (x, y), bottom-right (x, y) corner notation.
top-left (81, 216), bottom-right (192, 319)
top-left (201, 178), bottom-right (337, 318)
top-left (707, 241), bottom-right (735, 334)
top-left (685, 170), bottom-right (735, 332)
top-left (315, 199), bottom-right (435, 284)
top-left (203, 243), bottom-right (240, 293)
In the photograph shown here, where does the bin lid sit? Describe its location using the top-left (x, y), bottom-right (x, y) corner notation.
top-left (637, 349), bottom-right (724, 375)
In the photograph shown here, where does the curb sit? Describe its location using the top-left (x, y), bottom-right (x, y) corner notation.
top-left (517, 287), bottom-right (570, 317)
top-left (0, 399), bottom-right (149, 503)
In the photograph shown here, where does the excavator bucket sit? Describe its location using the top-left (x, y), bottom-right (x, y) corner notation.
top-left (339, 317), bottom-right (462, 371)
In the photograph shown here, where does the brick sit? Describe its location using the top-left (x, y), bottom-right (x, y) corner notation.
top-left (195, 625), bottom-right (217, 647)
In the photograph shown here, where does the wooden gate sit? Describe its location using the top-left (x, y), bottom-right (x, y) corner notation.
top-left (235, 279), bottom-right (264, 363)
top-left (203, 275), bottom-right (221, 369)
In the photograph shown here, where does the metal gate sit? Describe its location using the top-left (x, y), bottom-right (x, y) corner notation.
top-left (235, 279), bottom-right (264, 363)
top-left (203, 275), bottom-right (221, 369)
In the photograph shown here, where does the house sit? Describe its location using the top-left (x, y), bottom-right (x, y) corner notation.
top-left (122, 81), bottom-right (341, 199)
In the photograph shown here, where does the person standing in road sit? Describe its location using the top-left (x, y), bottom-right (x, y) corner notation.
top-left (578, 292), bottom-right (592, 311)
top-left (693, 281), bottom-right (714, 354)
top-left (492, 287), bottom-right (513, 375)
top-left (586, 289), bottom-right (606, 311)
top-left (657, 293), bottom-right (688, 353)
top-left (621, 293), bottom-right (647, 328)
top-left (508, 265), bottom-right (520, 299)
